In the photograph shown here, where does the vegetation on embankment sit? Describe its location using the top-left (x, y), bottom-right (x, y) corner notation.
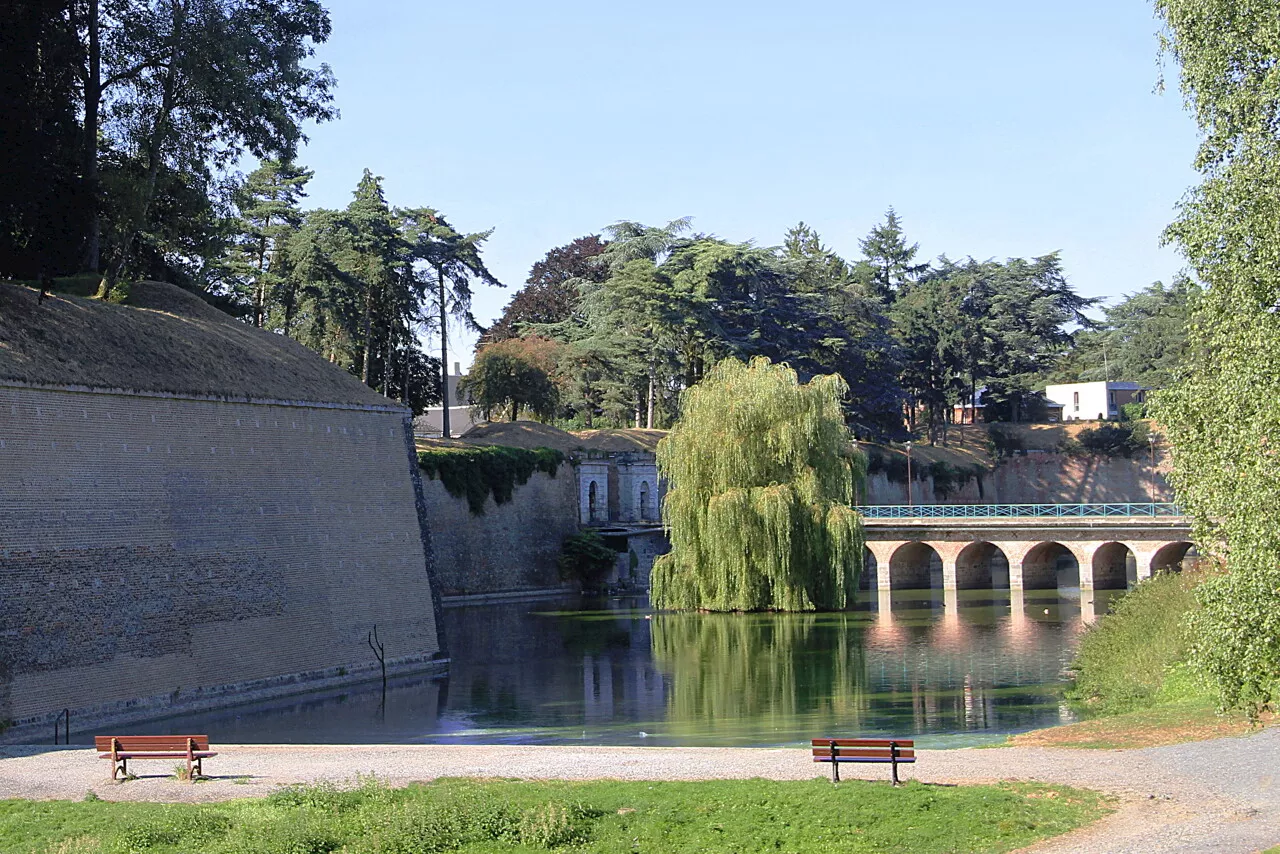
top-left (1067, 570), bottom-right (1204, 716)
top-left (1011, 569), bottom-right (1272, 749)
top-left (417, 446), bottom-right (565, 515)
top-left (0, 776), bottom-right (1112, 854)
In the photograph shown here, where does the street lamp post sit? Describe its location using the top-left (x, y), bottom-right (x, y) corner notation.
top-left (905, 440), bottom-right (913, 508)
top-left (1148, 433), bottom-right (1157, 504)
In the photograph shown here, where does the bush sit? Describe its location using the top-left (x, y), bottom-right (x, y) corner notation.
top-left (1120, 401), bottom-right (1146, 421)
top-left (558, 531), bottom-right (616, 589)
top-left (1067, 570), bottom-right (1204, 715)
top-left (1059, 421), bottom-right (1151, 458)
top-left (986, 425), bottom-right (1024, 459)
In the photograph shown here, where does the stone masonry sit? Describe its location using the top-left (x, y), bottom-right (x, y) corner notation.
top-left (0, 383), bottom-right (443, 733)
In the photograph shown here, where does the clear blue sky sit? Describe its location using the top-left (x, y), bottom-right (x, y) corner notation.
top-left (292, 0), bottom-right (1199, 367)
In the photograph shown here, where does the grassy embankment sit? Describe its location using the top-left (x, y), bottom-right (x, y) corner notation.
top-left (1009, 569), bottom-right (1270, 749)
top-left (0, 777), bottom-right (1112, 854)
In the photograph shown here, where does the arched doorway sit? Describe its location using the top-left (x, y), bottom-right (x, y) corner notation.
top-left (955, 541), bottom-right (1010, 589)
top-left (1151, 541), bottom-right (1195, 574)
top-left (1021, 541), bottom-right (1079, 590)
top-left (889, 541), bottom-right (943, 590)
top-left (638, 481), bottom-right (651, 521)
top-left (1092, 542), bottom-right (1136, 589)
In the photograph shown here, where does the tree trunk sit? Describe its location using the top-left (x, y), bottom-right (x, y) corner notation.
top-left (80, 0), bottom-right (101, 273)
top-left (360, 280), bottom-right (373, 384)
top-left (437, 264), bottom-right (450, 438)
top-left (98, 0), bottom-right (184, 299)
top-left (254, 226), bottom-right (270, 327)
top-left (646, 363), bottom-right (655, 429)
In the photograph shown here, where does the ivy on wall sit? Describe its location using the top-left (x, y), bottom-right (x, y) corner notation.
top-left (418, 446), bottom-right (566, 515)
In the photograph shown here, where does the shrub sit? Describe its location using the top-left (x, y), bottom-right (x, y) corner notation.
top-left (1059, 421), bottom-right (1150, 458)
top-left (1067, 570), bottom-right (1204, 715)
top-left (986, 425), bottom-right (1024, 459)
top-left (558, 531), bottom-right (616, 589)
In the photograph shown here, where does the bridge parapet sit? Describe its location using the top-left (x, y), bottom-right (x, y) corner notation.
top-left (858, 503), bottom-right (1184, 520)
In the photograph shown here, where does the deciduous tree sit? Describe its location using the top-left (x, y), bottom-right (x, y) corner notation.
top-left (651, 357), bottom-right (865, 612)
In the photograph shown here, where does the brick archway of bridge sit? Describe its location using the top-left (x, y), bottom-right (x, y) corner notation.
top-left (862, 513), bottom-right (1194, 592)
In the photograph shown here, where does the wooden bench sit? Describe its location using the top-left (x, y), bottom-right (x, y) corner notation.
top-left (811, 738), bottom-right (915, 784)
top-left (95, 735), bottom-right (216, 781)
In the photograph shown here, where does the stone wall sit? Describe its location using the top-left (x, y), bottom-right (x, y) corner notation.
top-left (0, 383), bottom-right (443, 733)
top-left (423, 463), bottom-right (580, 596)
top-left (863, 451), bottom-right (1172, 505)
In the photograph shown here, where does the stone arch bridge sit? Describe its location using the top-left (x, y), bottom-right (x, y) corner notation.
top-left (860, 503), bottom-right (1194, 592)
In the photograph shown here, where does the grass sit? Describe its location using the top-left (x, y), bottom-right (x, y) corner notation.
top-left (1007, 698), bottom-right (1270, 749)
top-left (0, 776), bottom-right (1113, 854)
top-left (0, 280), bottom-right (389, 406)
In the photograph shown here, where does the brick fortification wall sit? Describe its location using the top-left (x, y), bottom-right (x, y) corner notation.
top-left (0, 384), bottom-right (443, 732)
top-left (863, 452), bottom-right (1172, 505)
top-left (424, 464), bottom-right (580, 596)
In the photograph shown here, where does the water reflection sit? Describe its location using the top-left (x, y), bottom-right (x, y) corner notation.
top-left (104, 587), bottom-right (1123, 747)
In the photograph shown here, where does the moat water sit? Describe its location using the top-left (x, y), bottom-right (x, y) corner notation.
top-left (103, 587), bottom-right (1124, 748)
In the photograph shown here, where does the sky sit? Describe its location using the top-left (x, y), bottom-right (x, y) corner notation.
top-left (289, 0), bottom-right (1201, 369)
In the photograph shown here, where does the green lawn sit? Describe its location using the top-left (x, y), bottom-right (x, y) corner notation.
top-left (0, 776), bottom-right (1112, 854)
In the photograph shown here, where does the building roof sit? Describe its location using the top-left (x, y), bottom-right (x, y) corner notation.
top-left (0, 281), bottom-right (398, 408)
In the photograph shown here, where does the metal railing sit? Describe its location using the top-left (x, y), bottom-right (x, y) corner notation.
top-left (857, 503), bottom-right (1185, 520)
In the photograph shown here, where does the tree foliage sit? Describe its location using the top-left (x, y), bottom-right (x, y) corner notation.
top-left (1050, 278), bottom-right (1196, 389)
top-left (460, 336), bottom-right (562, 422)
top-left (1150, 0), bottom-right (1280, 714)
top-left (650, 357), bottom-right (866, 612)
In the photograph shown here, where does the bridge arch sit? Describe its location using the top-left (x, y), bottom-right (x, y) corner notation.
top-left (1151, 541), bottom-right (1195, 574)
top-left (1021, 541), bottom-right (1081, 590)
top-left (889, 541), bottom-right (943, 590)
top-left (861, 546), bottom-right (879, 589)
top-left (1092, 542), bottom-right (1136, 590)
top-left (955, 541), bottom-right (1010, 589)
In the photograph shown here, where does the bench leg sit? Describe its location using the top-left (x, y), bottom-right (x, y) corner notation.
top-left (193, 757), bottom-right (202, 780)
top-left (112, 758), bottom-right (126, 781)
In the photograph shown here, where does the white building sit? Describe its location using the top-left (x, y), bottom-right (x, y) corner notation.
top-left (1044, 381), bottom-right (1147, 422)
top-left (415, 362), bottom-right (484, 438)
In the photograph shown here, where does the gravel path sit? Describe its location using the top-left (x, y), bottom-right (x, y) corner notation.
top-left (2, 730), bottom-right (1277, 853)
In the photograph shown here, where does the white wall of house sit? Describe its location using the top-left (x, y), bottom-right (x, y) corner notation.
top-left (1044, 381), bottom-right (1146, 421)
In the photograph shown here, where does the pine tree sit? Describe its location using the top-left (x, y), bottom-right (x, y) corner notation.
top-left (228, 159), bottom-right (312, 328)
top-left (856, 207), bottom-right (927, 303)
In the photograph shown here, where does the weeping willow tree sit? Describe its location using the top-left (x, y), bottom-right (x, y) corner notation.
top-left (650, 357), bottom-right (866, 611)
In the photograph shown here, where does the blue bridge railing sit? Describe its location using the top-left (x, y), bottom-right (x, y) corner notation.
top-left (857, 503), bottom-right (1185, 520)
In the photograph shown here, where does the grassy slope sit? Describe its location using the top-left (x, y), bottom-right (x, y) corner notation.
top-left (0, 281), bottom-right (389, 407)
top-left (0, 778), bottom-right (1112, 854)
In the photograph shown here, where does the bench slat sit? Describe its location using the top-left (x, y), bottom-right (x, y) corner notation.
top-left (812, 748), bottom-right (916, 760)
top-left (815, 756), bottom-right (918, 764)
top-left (810, 738), bottom-right (914, 748)
top-left (97, 752), bottom-right (217, 760)
top-left (94, 735), bottom-right (210, 751)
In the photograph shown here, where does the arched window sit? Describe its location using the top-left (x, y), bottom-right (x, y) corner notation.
top-left (588, 481), bottom-right (598, 523)
top-left (639, 481), bottom-right (651, 521)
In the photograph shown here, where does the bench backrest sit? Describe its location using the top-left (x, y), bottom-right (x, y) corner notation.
top-left (94, 735), bottom-right (210, 752)
top-left (811, 738), bottom-right (916, 762)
